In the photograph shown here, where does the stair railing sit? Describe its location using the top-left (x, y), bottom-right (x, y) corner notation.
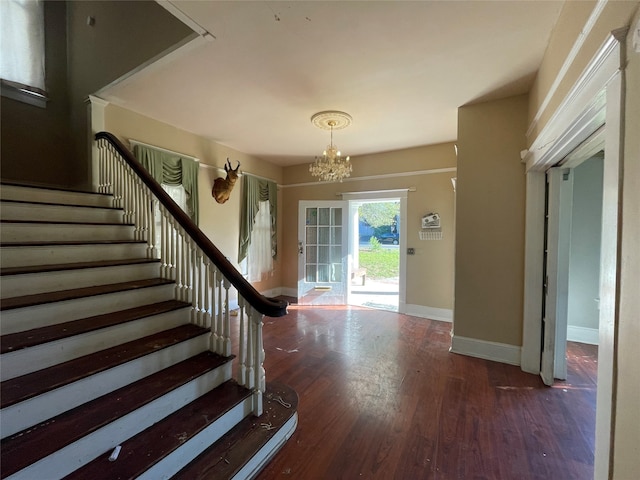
top-left (95, 132), bottom-right (288, 416)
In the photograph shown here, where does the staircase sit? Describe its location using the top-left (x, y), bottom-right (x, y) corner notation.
top-left (0, 183), bottom-right (297, 479)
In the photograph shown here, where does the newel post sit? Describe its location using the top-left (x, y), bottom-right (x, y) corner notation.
top-left (251, 307), bottom-right (265, 416)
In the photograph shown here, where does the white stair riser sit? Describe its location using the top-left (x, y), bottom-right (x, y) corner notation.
top-left (0, 333), bottom-right (210, 438)
top-left (0, 223), bottom-right (136, 243)
top-left (0, 262), bottom-right (161, 299)
top-left (1, 284), bottom-right (176, 335)
top-left (0, 203), bottom-right (123, 223)
top-left (0, 243), bottom-right (148, 268)
top-left (0, 186), bottom-right (113, 208)
top-left (5, 363), bottom-right (233, 480)
top-left (1, 308), bottom-right (191, 380)
top-left (140, 397), bottom-right (254, 480)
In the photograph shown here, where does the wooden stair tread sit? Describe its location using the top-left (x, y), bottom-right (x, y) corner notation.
top-left (0, 198), bottom-right (119, 210)
top-left (0, 219), bottom-right (134, 226)
top-left (0, 258), bottom-right (160, 276)
top-left (64, 381), bottom-right (253, 480)
top-left (0, 351), bottom-right (231, 478)
top-left (174, 382), bottom-right (298, 480)
top-left (0, 239), bottom-right (145, 247)
top-left (0, 181), bottom-right (109, 196)
top-left (0, 277), bottom-right (174, 311)
top-left (0, 324), bottom-right (208, 409)
top-left (1, 300), bottom-right (190, 354)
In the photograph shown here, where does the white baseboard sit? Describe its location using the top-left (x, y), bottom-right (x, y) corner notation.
top-left (259, 287), bottom-right (297, 299)
top-left (567, 325), bottom-right (599, 345)
top-left (404, 304), bottom-right (453, 322)
top-left (450, 335), bottom-right (521, 366)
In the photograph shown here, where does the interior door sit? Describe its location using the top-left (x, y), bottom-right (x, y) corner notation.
top-left (541, 167), bottom-right (572, 385)
top-left (298, 201), bottom-right (348, 305)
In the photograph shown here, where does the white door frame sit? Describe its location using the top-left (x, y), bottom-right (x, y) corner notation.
top-left (520, 30), bottom-right (626, 479)
top-left (341, 190), bottom-right (408, 313)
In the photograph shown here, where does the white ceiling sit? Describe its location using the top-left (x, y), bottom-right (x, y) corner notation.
top-left (99, 0), bottom-right (564, 166)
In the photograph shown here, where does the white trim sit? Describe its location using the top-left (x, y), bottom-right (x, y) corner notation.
top-left (404, 304), bottom-right (453, 322)
top-left (279, 287), bottom-right (298, 299)
top-left (156, 0), bottom-right (215, 40)
top-left (525, 29), bottom-right (626, 171)
top-left (340, 188), bottom-right (414, 198)
top-left (567, 325), bottom-right (599, 345)
top-left (128, 139), bottom-right (199, 162)
top-left (450, 335), bottom-right (522, 366)
top-left (522, 29), bottom-right (625, 374)
top-left (526, 0), bottom-right (609, 138)
top-left (282, 167), bottom-right (457, 189)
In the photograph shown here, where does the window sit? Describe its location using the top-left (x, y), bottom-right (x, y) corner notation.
top-left (247, 200), bottom-right (274, 282)
top-left (0, 0), bottom-right (47, 107)
top-left (238, 174), bottom-right (277, 283)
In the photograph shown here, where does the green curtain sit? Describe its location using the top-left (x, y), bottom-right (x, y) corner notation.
top-left (133, 144), bottom-right (199, 225)
top-left (238, 174), bottom-right (277, 263)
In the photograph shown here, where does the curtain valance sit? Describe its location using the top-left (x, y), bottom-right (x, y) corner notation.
top-left (133, 144), bottom-right (199, 224)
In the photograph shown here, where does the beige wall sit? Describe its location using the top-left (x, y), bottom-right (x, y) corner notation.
top-left (454, 94), bottom-right (528, 346)
top-left (615, 9), bottom-right (640, 478)
top-left (103, 103), bottom-right (284, 295)
top-left (281, 143), bottom-right (457, 311)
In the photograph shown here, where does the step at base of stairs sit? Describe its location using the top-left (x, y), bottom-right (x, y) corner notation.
top-left (1, 351), bottom-right (233, 479)
top-left (174, 382), bottom-right (298, 480)
top-left (64, 380), bottom-right (256, 480)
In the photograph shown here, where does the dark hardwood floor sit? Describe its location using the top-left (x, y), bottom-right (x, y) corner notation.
top-left (255, 304), bottom-right (597, 480)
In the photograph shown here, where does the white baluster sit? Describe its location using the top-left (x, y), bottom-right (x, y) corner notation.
top-left (216, 272), bottom-right (224, 355)
top-left (189, 240), bottom-right (198, 324)
top-left (237, 297), bottom-right (247, 385)
top-left (220, 279), bottom-right (230, 354)
top-left (245, 305), bottom-right (255, 391)
top-left (203, 259), bottom-right (211, 330)
top-left (196, 251), bottom-right (206, 327)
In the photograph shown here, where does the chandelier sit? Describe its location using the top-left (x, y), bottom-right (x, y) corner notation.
top-left (309, 111), bottom-right (353, 182)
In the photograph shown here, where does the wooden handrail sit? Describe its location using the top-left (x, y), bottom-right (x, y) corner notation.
top-left (95, 131), bottom-right (288, 318)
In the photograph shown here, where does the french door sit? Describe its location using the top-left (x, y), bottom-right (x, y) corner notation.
top-left (297, 201), bottom-right (348, 305)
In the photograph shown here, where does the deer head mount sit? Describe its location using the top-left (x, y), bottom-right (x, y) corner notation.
top-left (212, 158), bottom-right (241, 204)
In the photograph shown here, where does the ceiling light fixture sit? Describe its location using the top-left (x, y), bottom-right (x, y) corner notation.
top-left (309, 111), bottom-right (352, 182)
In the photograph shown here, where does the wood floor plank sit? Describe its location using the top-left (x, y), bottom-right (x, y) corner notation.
top-left (254, 304), bottom-right (598, 480)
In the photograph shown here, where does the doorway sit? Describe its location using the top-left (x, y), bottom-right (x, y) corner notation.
top-left (541, 151), bottom-right (604, 385)
top-left (349, 199), bottom-right (400, 311)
